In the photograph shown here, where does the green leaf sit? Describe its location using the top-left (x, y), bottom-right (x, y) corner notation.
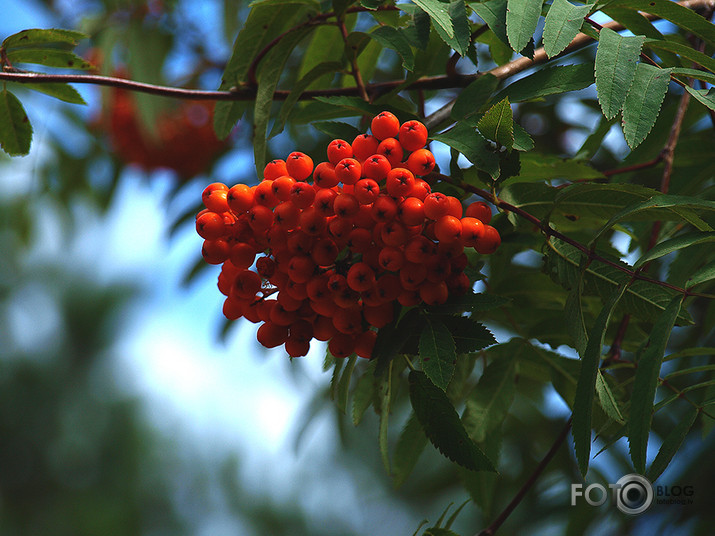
top-left (506, 153), bottom-right (605, 183)
top-left (2, 28), bottom-right (87, 49)
top-left (379, 361), bottom-right (393, 474)
top-left (423, 529), bottom-right (460, 536)
top-left (565, 284), bottom-right (588, 357)
top-left (352, 360), bottom-right (378, 425)
top-left (595, 27), bottom-right (645, 119)
top-left (684, 86), bottom-right (715, 113)
top-left (269, 61), bottom-right (343, 138)
top-left (545, 238), bottom-right (694, 325)
top-left (628, 295), bottom-right (684, 474)
top-left (313, 95), bottom-right (387, 118)
top-left (419, 316), bottom-right (457, 391)
top-left (634, 231), bottom-right (715, 269)
top-left (374, 307), bottom-right (424, 376)
top-left (506, 0), bottom-right (542, 54)
top-left (370, 25), bottom-right (415, 71)
top-left (402, 8), bottom-right (432, 50)
top-left (686, 260), bottom-right (715, 289)
top-left (462, 356), bottom-right (516, 443)
top-left (451, 73), bottom-right (499, 121)
top-left (253, 26), bottom-right (314, 174)
top-left (512, 122), bottom-right (534, 151)
top-left (0, 89), bottom-right (32, 156)
top-left (431, 0), bottom-right (471, 57)
top-left (409, 371), bottom-right (497, 472)
top-left (543, 0), bottom-right (592, 58)
top-left (644, 39), bottom-right (715, 74)
top-left (336, 355), bottom-right (358, 414)
top-left (592, 194), bottom-right (715, 246)
top-left (646, 404), bottom-right (699, 482)
top-left (472, 0), bottom-right (509, 46)
top-left (6, 49), bottom-right (92, 70)
top-left (477, 97), bottom-right (514, 150)
top-left (442, 317), bottom-right (497, 353)
top-left (595, 370), bottom-right (625, 424)
top-left (572, 283), bottom-right (629, 476)
top-left (495, 63), bottom-right (594, 103)
top-left (14, 82), bottom-right (86, 105)
top-left (361, 0), bottom-right (385, 8)
top-left (622, 64), bottom-right (672, 149)
top-left (392, 412), bottom-right (428, 488)
top-left (249, 0), bottom-right (320, 6)
top-left (671, 68), bottom-right (715, 85)
top-left (412, 0), bottom-right (454, 38)
top-left (610, 0), bottom-right (715, 48)
top-left (432, 122), bottom-right (500, 178)
top-left (312, 121), bottom-right (363, 141)
top-left (214, 5), bottom-right (309, 137)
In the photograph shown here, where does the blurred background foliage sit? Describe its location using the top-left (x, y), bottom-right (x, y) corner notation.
top-left (0, 1), bottom-right (713, 535)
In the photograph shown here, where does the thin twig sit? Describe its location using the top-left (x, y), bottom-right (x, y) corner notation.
top-left (476, 417), bottom-right (573, 536)
top-left (337, 16), bottom-right (370, 102)
top-left (603, 155), bottom-right (663, 177)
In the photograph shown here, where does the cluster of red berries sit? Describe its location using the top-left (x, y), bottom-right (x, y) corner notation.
top-left (107, 85), bottom-right (227, 178)
top-left (196, 111), bottom-right (500, 359)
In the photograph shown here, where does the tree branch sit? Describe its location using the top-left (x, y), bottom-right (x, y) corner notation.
top-left (476, 417), bottom-right (573, 536)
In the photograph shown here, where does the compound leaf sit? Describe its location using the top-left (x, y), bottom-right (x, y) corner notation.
top-left (622, 64), bottom-right (672, 149)
top-left (595, 27), bottom-right (645, 119)
top-left (409, 371), bottom-right (497, 472)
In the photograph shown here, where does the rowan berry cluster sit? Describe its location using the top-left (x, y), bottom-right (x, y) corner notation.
top-left (107, 85), bottom-right (227, 178)
top-left (196, 111), bottom-right (501, 359)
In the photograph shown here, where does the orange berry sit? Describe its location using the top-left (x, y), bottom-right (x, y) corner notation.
top-left (399, 120), bottom-right (429, 152)
top-left (327, 139), bottom-right (353, 165)
top-left (465, 201), bottom-right (493, 224)
top-left (371, 111), bottom-right (400, 140)
top-left (286, 151), bottom-right (314, 180)
top-left (407, 148), bottom-right (436, 176)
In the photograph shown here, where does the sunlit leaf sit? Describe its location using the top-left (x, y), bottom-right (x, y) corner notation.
top-left (506, 0), bottom-right (542, 55)
top-left (543, 0), bottom-right (592, 58)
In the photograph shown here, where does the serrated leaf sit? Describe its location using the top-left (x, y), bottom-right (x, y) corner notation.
top-left (0, 89), bottom-right (32, 156)
top-left (512, 123), bottom-right (534, 151)
top-left (15, 82), bottom-right (86, 105)
top-left (565, 284), bottom-right (588, 357)
top-left (379, 361), bottom-right (393, 474)
top-left (462, 356), bottom-right (516, 442)
top-left (671, 68), bottom-right (715, 85)
top-left (592, 194), bottom-right (715, 245)
top-left (628, 295), bottom-right (684, 474)
top-left (352, 360), bottom-right (378, 425)
top-left (506, 0), bottom-right (542, 54)
top-left (622, 64), bottom-right (672, 149)
top-left (253, 26), bottom-right (314, 174)
top-left (506, 153), bottom-right (605, 183)
top-left (336, 355), bottom-right (357, 414)
top-left (472, 0), bottom-right (509, 46)
top-left (2, 28), bottom-right (87, 49)
top-left (495, 63), bottom-right (594, 103)
top-left (545, 238), bottom-right (693, 325)
top-left (431, 0), bottom-right (471, 57)
top-left (432, 122), bottom-right (500, 178)
top-left (409, 371), bottom-right (497, 472)
top-left (634, 231), bottom-right (715, 269)
top-left (478, 97), bottom-right (513, 150)
top-left (595, 27), bottom-right (645, 119)
top-left (443, 317), bottom-right (497, 353)
top-left (684, 86), bottom-right (715, 112)
top-left (269, 61), bottom-right (343, 138)
top-left (6, 49), bottom-right (92, 70)
top-left (646, 404), bottom-right (698, 482)
top-left (370, 25), bottom-right (415, 71)
top-left (419, 317), bottom-right (457, 391)
top-left (610, 0), bottom-right (715, 48)
top-left (543, 0), bottom-right (592, 58)
top-left (402, 8), bottom-right (431, 50)
top-left (595, 370), bottom-right (625, 423)
top-left (572, 283), bottom-right (629, 476)
top-left (412, 0), bottom-right (454, 38)
top-left (451, 73), bottom-right (499, 121)
top-left (686, 260), bottom-right (715, 289)
top-left (374, 307), bottom-right (424, 376)
top-left (392, 412), bottom-right (428, 487)
top-left (645, 39), bottom-right (715, 74)
top-left (313, 121), bottom-right (363, 141)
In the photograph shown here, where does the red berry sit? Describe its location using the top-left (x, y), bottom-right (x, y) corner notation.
top-left (371, 111), bottom-right (400, 140)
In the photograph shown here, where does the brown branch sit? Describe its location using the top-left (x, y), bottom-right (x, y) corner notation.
top-left (338, 16), bottom-right (370, 102)
top-left (477, 417), bottom-right (572, 536)
top-left (603, 155), bottom-right (663, 177)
